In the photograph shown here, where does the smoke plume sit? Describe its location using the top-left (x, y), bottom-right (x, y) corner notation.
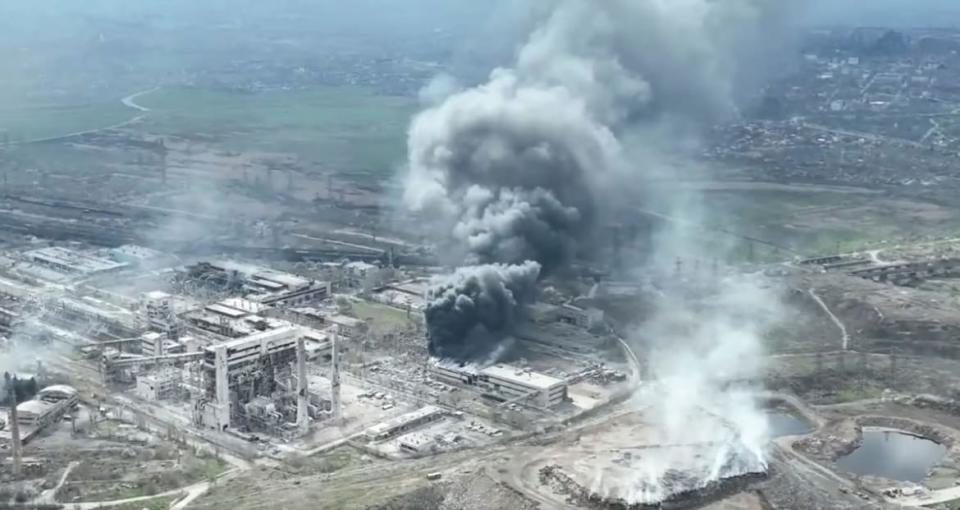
top-left (407, 0), bottom-right (787, 361)
top-left (424, 261), bottom-right (540, 361)
top-left (622, 274), bottom-right (779, 503)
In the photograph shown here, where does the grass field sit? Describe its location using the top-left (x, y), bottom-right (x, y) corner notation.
top-left (0, 99), bottom-right (134, 143)
top-left (136, 86), bottom-right (418, 179)
top-left (693, 187), bottom-right (960, 260)
top-left (352, 300), bottom-right (416, 333)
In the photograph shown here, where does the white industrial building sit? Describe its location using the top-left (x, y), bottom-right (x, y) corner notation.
top-left (196, 325), bottom-right (339, 433)
top-left (430, 363), bottom-right (568, 408)
top-left (398, 432), bottom-right (435, 453)
top-left (135, 369), bottom-right (181, 400)
top-left (364, 405), bottom-right (445, 441)
top-left (199, 260), bottom-right (331, 307)
top-left (23, 247), bottom-right (128, 277)
top-left (526, 302), bottom-right (604, 330)
top-left (199, 326), bottom-right (302, 431)
top-left (16, 385), bottom-right (78, 428)
top-left (371, 279), bottom-right (428, 313)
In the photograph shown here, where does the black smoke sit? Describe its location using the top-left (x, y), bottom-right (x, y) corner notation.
top-left (424, 262), bottom-right (540, 361)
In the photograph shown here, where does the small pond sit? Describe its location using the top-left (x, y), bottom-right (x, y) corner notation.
top-left (767, 411), bottom-right (812, 438)
top-left (836, 428), bottom-right (947, 482)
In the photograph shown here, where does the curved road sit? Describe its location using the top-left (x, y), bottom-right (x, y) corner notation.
top-left (121, 87), bottom-right (158, 112)
top-left (808, 288), bottom-right (850, 351)
top-left (13, 86), bottom-right (158, 146)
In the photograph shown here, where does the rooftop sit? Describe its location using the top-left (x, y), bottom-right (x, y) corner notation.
top-left (144, 291), bottom-right (172, 300)
top-left (38, 385), bottom-right (78, 398)
top-left (387, 279), bottom-right (429, 296)
top-left (220, 297), bottom-right (269, 315)
top-left (210, 260), bottom-right (312, 291)
top-left (480, 364), bottom-right (566, 391)
top-left (24, 247), bottom-right (127, 275)
top-left (17, 400), bottom-right (54, 417)
top-left (366, 405), bottom-right (443, 437)
top-left (205, 303), bottom-right (249, 319)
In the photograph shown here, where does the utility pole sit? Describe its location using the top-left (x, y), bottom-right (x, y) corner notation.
top-left (889, 354), bottom-right (897, 388)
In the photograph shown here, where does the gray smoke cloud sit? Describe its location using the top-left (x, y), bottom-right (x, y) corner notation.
top-left (408, 0), bottom-right (788, 362)
top-left (406, 0), bottom-right (787, 267)
top-left (424, 261), bottom-right (541, 360)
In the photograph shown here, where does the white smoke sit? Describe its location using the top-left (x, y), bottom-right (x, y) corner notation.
top-left (418, 73), bottom-right (462, 106)
top-left (630, 274), bottom-right (780, 500)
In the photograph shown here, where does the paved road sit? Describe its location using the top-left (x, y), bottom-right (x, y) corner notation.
top-left (893, 485), bottom-right (960, 507)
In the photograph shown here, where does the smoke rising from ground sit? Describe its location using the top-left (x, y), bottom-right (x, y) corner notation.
top-left (623, 274), bottom-right (779, 502)
top-left (408, 0), bottom-right (787, 361)
top-left (406, 0), bottom-right (791, 499)
top-left (424, 261), bottom-right (540, 360)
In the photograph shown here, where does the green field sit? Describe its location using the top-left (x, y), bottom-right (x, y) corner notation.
top-left (137, 86), bottom-right (418, 178)
top-left (0, 100), bottom-right (134, 143)
top-left (692, 187), bottom-right (960, 260)
top-left (352, 300), bottom-right (416, 333)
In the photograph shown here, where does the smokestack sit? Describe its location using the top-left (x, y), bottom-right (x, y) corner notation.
top-left (5, 375), bottom-right (21, 479)
top-left (296, 337), bottom-right (308, 434)
top-left (330, 330), bottom-right (341, 421)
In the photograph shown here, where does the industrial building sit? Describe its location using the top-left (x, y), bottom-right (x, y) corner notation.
top-left (197, 326), bottom-right (302, 431)
top-left (194, 325), bottom-right (339, 435)
top-left (371, 278), bottom-right (428, 313)
top-left (526, 302), bottom-right (604, 330)
top-left (51, 295), bottom-right (139, 337)
top-left (16, 385), bottom-right (78, 428)
top-left (364, 405), bottom-right (445, 441)
top-left (141, 291), bottom-right (180, 338)
top-left (183, 261), bottom-right (331, 307)
top-left (398, 432), bottom-right (435, 453)
top-left (23, 247), bottom-right (128, 278)
top-left (135, 369), bottom-right (181, 401)
top-left (430, 363), bottom-right (568, 408)
top-left (270, 307), bottom-right (366, 338)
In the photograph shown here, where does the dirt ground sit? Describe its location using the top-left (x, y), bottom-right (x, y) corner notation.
top-left (0, 408), bottom-right (227, 506)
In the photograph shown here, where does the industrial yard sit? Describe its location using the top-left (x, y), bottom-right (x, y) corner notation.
top-left (7, 2), bottom-right (960, 510)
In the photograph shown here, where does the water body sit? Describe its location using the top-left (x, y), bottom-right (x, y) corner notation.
top-left (767, 412), bottom-right (812, 438)
top-left (836, 428), bottom-right (947, 482)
